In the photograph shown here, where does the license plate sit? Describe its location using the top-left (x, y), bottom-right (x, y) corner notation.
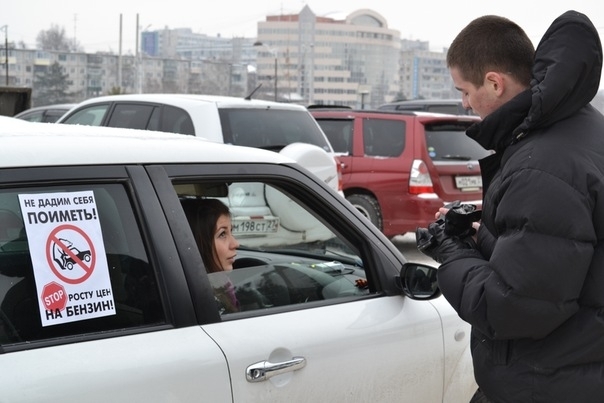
top-left (455, 175), bottom-right (482, 189)
top-left (232, 217), bottom-right (280, 234)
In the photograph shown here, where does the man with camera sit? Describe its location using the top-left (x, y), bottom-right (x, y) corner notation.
top-left (416, 10), bottom-right (604, 403)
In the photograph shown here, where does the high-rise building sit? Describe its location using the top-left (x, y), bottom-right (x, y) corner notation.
top-left (2, 7), bottom-right (457, 108)
top-left (255, 6), bottom-right (401, 108)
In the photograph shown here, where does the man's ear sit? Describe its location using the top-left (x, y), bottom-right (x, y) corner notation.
top-left (484, 71), bottom-right (505, 96)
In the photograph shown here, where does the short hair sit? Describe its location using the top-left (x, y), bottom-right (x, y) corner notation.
top-left (447, 15), bottom-right (535, 87)
top-left (182, 198), bottom-right (232, 273)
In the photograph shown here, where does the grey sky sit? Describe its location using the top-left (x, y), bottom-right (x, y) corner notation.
top-left (2, 0), bottom-right (604, 87)
top-left (3, 0), bottom-right (603, 53)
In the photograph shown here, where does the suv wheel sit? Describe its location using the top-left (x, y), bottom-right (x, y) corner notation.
top-left (347, 194), bottom-right (382, 231)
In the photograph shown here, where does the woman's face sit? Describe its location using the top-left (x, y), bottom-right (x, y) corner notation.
top-left (212, 214), bottom-right (240, 271)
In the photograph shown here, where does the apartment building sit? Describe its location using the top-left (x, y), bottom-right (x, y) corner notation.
top-left (254, 6), bottom-right (401, 108)
top-left (400, 39), bottom-right (455, 100)
top-left (1, 7), bottom-right (455, 108)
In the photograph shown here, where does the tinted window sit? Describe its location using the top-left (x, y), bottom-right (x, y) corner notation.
top-left (0, 184), bottom-right (164, 346)
top-left (174, 180), bottom-right (370, 316)
top-left (219, 109), bottom-right (331, 151)
top-left (107, 104), bottom-right (154, 130)
top-left (315, 119), bottom-right (353, 154)
top-left (363, 118), bottom-right (406, 157)
top-left (425, 123), bottom-right (490, 161)
top-left (153, 105), bottom-right (195, 135)
top-left (15, 110), bottom-right (45, 122)
top-left (61, 104), bottom-right (109, 126)
top-left (43, 109), bottom-right (70, 123)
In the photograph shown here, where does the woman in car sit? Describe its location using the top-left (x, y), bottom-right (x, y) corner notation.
top-left (182, 198), bottom-right (240, 313)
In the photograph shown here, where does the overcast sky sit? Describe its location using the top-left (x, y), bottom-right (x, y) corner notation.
top-left (3, 0), bottom-right (604, 92)
top-left (3, 0), bottom-right (603, 55)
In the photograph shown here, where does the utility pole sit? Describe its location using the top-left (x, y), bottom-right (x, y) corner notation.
top-left (1, 25), bottom-right (8, 86)
top-left (118, 14), bottom-right (122, 92)
top-left (253, 41), bottom-right (278, 101)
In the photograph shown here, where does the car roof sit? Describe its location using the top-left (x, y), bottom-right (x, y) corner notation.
top-left (69, 94), bottom-right (308, 111)
top-left (380, 99), bottom-right (463, 106)
top-left (310, 108), bottom-right (479, 121)
top-left (0, 117), bottom-right (294, 168)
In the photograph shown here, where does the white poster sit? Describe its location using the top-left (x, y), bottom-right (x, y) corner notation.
top-left (18, 190), bottom-right (116, 327)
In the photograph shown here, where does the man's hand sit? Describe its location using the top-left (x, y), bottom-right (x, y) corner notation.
top-left (416, 201), bottom-right (481, 263)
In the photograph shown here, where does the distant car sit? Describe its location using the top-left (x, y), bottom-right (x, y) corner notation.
top-left (0, 119), bottom-right (476, 402)
top-left (310, 107), bottom-right (489, 237)
top-left (57, 94), bottom-right (342, 246)
top-left (13, 103), bottom-right (76, 123)
top-left (56, 94), bottom-right (341, 193)
top-left (378, 99), bottom-right (475, 115)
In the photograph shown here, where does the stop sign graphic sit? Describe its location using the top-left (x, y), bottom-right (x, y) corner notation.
top-left (42, 282), bottom-right (67, 311)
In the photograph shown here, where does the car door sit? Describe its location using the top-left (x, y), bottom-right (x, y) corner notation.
top-left (0, 165), bottom-right (232, 402)
top-left (153, 162), bottom-right (472, 403)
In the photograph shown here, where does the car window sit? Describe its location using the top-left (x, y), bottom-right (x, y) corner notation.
top-left (0, 184), bottom-right (164, 346)
top-left (61, 104), bottom-right (109, 126)
top-left (173, 180), bottom-right (371, 316)
top-left (363, 118), bottom-right (406, 157)
top-left (106, 104), bottom-right (155, 130)
top-left (43, 109), bottom-right (70, 123)
top-left (150, 105), bottom-right (195, 136)
top-left (315, 119), bottom-right (353, 154)
top-left (219, 109), bottom-right (331, 151)
top-left (15, 110), bottom-right (45, 122)
top-left (425, 122), bottom-right (490, 161)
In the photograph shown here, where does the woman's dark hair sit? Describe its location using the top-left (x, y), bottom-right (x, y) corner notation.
top-left (182, 198), bottom-right (232, 273)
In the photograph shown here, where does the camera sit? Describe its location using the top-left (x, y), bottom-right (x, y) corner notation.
top-left (416, 200), bottom-right (481, 255)
top-left (442, 200), bottom-right (482, 237)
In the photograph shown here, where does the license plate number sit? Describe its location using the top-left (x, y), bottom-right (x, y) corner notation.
top-left (232, 217), bottom-right (280, 234)
top-left (455, 175), bottom-right (482, 189)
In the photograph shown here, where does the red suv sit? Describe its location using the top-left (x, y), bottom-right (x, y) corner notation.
top-left (310, 108), bottom-right (489, 238)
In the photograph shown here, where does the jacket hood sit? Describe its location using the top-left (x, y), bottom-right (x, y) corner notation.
top-left (519, 10), bottom-right (603, 133)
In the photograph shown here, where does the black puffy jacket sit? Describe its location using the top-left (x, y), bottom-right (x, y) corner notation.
top-left (437, 11), bottom-right (604, 403)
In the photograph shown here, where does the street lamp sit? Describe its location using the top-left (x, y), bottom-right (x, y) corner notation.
top-left (253, 41), bottom-right (278, 102)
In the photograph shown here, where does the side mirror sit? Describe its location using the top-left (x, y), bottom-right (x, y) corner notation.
top-left (398, 263), bottom-right (441, 300)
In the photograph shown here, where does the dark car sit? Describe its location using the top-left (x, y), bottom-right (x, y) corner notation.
top-left (310, 108), bottom-right (489, 238)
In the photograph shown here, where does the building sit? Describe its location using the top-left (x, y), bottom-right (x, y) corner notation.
top-left (1, 7), bottom-right (456, 108)
top-left (255, 6), bottom-right (401, 108)
top-left (399, 39), bottom-right (456, 100)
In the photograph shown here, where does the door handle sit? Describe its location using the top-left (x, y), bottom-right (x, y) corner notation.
top-left (246, 356), bottom-right (306, 383)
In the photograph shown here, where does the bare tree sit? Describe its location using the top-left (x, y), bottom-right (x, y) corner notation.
top-left (36, 24), bottom-right (82, 52)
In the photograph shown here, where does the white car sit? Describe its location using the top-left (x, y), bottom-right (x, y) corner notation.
top-left (0, 118), bottom-right (475, 402)
top-left (56, 94), bottom-right (340, 192)
top-left (57, 94), bottom-right (341, 246)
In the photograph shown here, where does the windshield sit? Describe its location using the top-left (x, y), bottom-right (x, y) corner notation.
top-left (219, 108), bottom-right (331, 152)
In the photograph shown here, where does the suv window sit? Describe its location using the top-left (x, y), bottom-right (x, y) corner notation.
top-left (61, 104), bottom-right (109, 126)
top-left (107, 104), bottom-right (154, 130)
top-left (425, 123), bottom-right (490, 161)
top-left (219, 109), bottom-right (331, 151)
top-left (363, 118), bottom-right (406, 157)
top-left (314, 119), bottom-right (353, 154)
top-left (149, 105), bottom-right (195, 135)
top-left (0, 184), bottom-right (164, 345)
